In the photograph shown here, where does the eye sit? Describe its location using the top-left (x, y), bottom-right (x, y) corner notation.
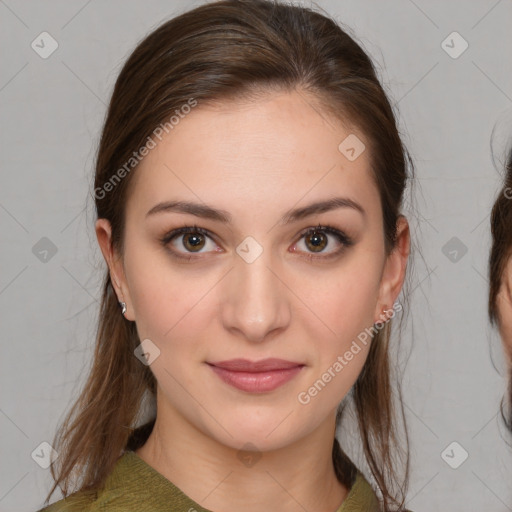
top-left (292, 224), bottom-right (354, 259)
top-left (160, 223), bottom-right (354, 262)
top-left (160, 225), bottom-right (219, 259)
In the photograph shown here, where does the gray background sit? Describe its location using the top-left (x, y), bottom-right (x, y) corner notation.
top-left (1, 0), bottom-right (512, 511)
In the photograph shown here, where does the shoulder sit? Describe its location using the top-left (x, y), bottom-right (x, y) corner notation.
top-left (35, 451), bottom-right (182, 512)
top-left (340, 471), bottom-right (414, 512)
top-left (35, 490), bottom-right (97, 512)
top-left (35, 452), bottom-right (129, 511)
top-left (338, 471), bottom-right (380, 511)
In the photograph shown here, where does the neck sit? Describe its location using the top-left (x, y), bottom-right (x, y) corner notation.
top-left (135, 394), bottom-right (348, 512)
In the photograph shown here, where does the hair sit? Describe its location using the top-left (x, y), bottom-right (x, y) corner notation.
top-left (43, 1), bottom-right (415, 510)
top-left (488, 146), bottom-right (512, 434)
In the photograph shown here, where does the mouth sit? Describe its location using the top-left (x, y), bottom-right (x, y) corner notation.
top-left (206, 358), bottom-right (305, 393)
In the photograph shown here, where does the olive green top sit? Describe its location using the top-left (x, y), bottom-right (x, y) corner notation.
top-left (37, 450), bottom-right (382, 511)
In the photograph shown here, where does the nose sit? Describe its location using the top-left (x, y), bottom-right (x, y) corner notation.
top-left (220, 248), bottom-right (291, 343)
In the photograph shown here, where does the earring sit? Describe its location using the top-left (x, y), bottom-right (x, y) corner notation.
top-left (119, 301), bottom-right (127, 316)
top-left (375, 306), bottom-right (390, 325)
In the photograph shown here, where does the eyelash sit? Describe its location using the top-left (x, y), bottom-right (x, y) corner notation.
top-left (159, 223), bottom-right (354, 262)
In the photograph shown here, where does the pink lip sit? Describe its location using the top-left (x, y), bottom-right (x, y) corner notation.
top-left (207, 358), bottom-right (304, 393)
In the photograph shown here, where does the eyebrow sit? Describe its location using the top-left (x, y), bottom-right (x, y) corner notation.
top-left (146, 196), bottom-right (366, 224)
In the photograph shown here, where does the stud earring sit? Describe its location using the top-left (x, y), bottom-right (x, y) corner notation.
top-left (119, 301), bottom-right (127, 316)
top-left (375, 305), bottom-right (390, 325)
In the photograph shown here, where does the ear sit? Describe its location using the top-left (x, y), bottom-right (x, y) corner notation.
top-left (373, 215), bottom-right (410, 323)
top-left (95, 218), bottom-right (135, 321)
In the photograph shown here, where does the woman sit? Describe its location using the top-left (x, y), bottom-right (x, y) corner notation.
top-left (38, 1), bottom-right (414, 510)
top-left (488, 145), bottom-right (512, 434)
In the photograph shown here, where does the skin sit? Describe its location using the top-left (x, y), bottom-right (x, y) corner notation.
top-left (96, 89), bottom-right (410, 512)
top-left (496, 256), bottom-right (512, 367)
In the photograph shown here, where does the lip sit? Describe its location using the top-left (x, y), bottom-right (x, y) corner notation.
top-left (207, 358), bottom-right (304, 393)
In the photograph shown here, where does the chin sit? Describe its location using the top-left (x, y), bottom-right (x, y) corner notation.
top-left (201, 410), bottom-right (307, 452)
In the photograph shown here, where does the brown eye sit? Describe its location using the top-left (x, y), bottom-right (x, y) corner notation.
top-left (305, 230), bottom-right (328, 252)
top-left (161, 226), bottom-right (218, 258)
top-left (293, 225), bottom-right (354, 260)
top-left (182, 232), bottom-right (206, 252)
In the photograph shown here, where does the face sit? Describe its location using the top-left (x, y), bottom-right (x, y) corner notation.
top-left (96, 90), bottom-right (409, 452)
top-left (497, 256), bottom-right (512, 367)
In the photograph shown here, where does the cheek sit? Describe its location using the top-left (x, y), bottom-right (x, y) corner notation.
top-left (497, 295), bottom-right (512, 366)
top-left (124, 245), bottom-right (217, 344)
top-left (126, 234), bottom-right (383, 358)
top-left (301, 255), bottom-right (382, 338)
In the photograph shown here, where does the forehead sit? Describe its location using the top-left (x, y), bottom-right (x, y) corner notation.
top-left (127, 90), bottom-right (380, 221)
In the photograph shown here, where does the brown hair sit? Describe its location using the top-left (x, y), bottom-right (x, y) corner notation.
top-left (488, 146), bottom-right (512, 433)
top-left (44, 1), bottom-right (414, 509)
